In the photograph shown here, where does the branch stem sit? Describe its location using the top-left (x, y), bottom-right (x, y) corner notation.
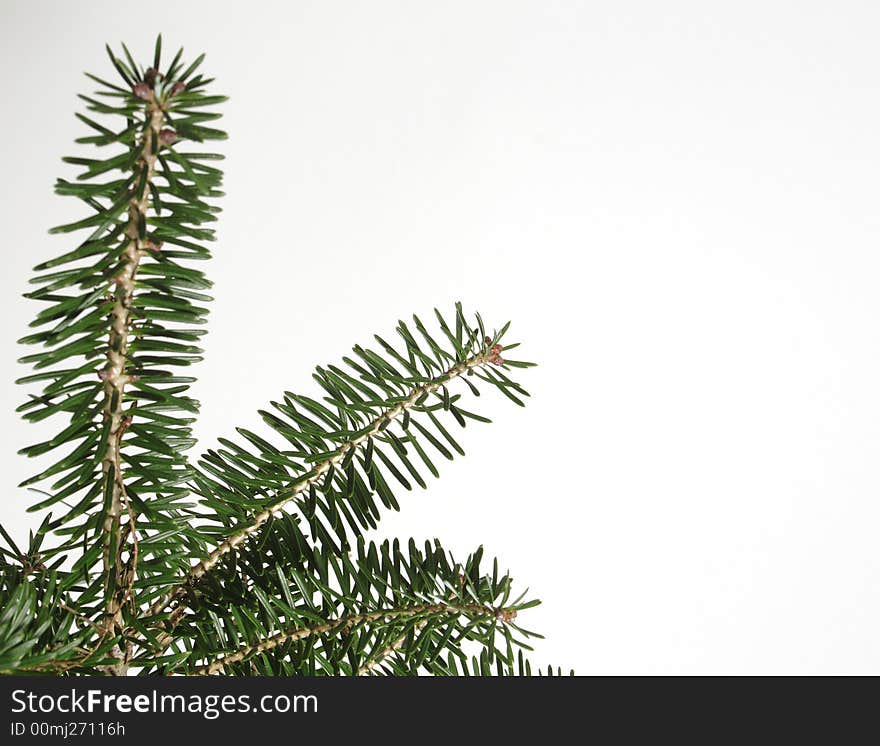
top-left (100, 95), bottom-right (164, 672)
top-left (190, 602), bottom-right (492, 676)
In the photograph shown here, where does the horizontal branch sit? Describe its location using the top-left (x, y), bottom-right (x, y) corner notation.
top-left (190, 601), bottom-right (494, 676)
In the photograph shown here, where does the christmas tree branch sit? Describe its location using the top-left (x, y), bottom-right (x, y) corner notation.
top-left (15, 38), bottom-right (227, 674)
top-left (100, 88), bottom-right (165, 650)
top-left (147, 348), bottom-right (503, 628)
top-left (188, 601), bottom-right (501, 676)
top-left (8, 37), bottom-right (561, 678)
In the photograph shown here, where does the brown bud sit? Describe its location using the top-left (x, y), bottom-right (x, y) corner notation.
top-left (170, 81), bottom-right (186, 96)
top-left (488, 343), bottom-right (504, 365)
top-left (97, 368), bottom-right (111, 381)
top-left (132, 82), bottom-right (151, 100)
top-left (145, 239), bottom-right (164, 253)
top-left (143, 67), bottom-right (158, 87)
top-left (158, 128), bottom-right (177, 146)
top-left (129, 374), bottom-right (140, 383)
top-left (495, 608), bottom-right (517, 623)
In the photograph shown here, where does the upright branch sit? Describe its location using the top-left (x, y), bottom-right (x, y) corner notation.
top-left (100, 83), bottom-right (164, 643)
top-left (15, 37), bottom-right (226, 675)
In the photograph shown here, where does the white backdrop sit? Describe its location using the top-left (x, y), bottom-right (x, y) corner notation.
top-left (2, 0), bottom-right (879, 674)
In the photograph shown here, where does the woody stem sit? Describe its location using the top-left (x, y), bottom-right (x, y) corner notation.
top-left (99, 95), bottom-right (164, 673)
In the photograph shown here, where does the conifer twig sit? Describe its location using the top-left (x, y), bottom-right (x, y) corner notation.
top-left (146, 350), bottom-right (501, 630)
top-left (98, 81), bottom-right (165, 673)
top-left (189, 602), bottom-right (501, 676)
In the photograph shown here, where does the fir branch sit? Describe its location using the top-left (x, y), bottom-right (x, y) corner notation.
top-left (148, 347), bottom-right (503, 626)
top-left (100, 96), bottom-right (163, 651)
top-left (17, 38), bottom-right (226, 673)
top-left (189, 601), bottom-right (502, 676)
top-left (9, 37), bottom-right (562, 677)
top-left (137, 536), bottom-right (541, 677)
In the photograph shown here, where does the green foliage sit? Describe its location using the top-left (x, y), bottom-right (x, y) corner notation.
top-left (17, 38), bottom-right (226, 610)
top-left (181, 307), bottom-right (531, 586)
top-left (0, 522), bottom-right (111, 674)
top-left (140, 537), bottom-right (541, 675)
top-left (1, 37), bottom-right (563, 677)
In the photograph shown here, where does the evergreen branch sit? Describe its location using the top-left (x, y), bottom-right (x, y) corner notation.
top-left (0, 555), bottom-right (97, 675)
top-left (99, 89), bottom-right (164, 646)
top-left (10, 38), bottom-right (562, 678)
top-left (149, 342), bottom-right (507, 625)
top-left (189, 601), bottom-right (498, 675)
top-left (135, 536), bottom-right (541, 677)
top-left (140, 305), bottom-right (533, 636)
top-left (16, 39), bottom-right (226, 673)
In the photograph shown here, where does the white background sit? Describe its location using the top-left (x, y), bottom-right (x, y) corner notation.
top-left (2, 0), bottom-right (879, 674)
